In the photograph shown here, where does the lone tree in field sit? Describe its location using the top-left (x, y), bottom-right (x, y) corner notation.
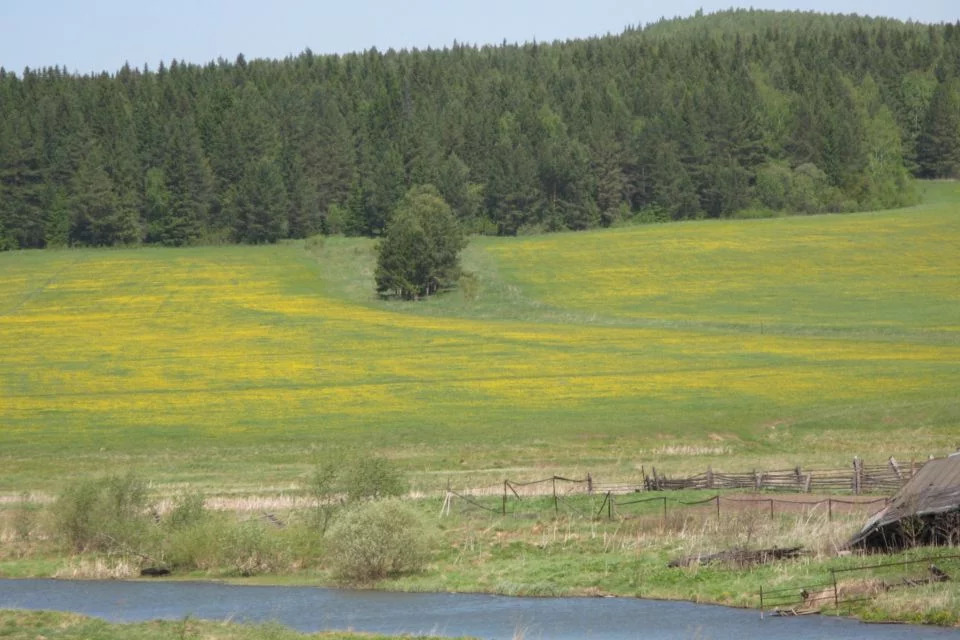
top-left (375, 185), bottom-right (466, 299)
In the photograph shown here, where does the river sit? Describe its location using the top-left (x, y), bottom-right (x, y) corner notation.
top-left (1, 579), bottom-right (958, 639)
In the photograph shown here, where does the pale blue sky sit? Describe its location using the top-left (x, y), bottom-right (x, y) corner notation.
top-left (0, 0), bottom-right (956, 75)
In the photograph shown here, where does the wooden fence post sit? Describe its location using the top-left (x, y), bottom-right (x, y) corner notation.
top-left (828, 497), bottom-right (833, 521)
top-left (889, 457), bottom-right (903, 482)
top-left (706, 466), bottom-right (714, 489)
top-left (769, 498), bottom-right (774, 520)
top-left (715, 494), bottom-right (721, 521)
top-left (552, 477), bottom-right (558, 515)
top-left (502, 480), bottom-right (507, 516)
top-left (586, 473), bottom-right (593, 494)
top-left (853, 456), bottom-right (863, 495)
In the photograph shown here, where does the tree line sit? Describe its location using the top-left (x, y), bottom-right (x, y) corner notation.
top-left (1, 10), bottom-right (960, 250)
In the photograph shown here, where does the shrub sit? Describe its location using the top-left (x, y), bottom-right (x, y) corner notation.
top-left (162, 517), bottom-right (222, 571)
top-left (300, 454), bottom-right (407, 535)
top-left (325, 499), bottom-right (434, 582)
top-left (164, 491), bottom-right (207, 531)
top-left (303, 462), bottom-right (340, 533)
top-left (341, 456), bottom-right (408, 503)
top-left (13, 492), bottom-right (35, 542)
top-left (163, 515), bottom-right (282, 576)
top-left (219, 521), bottom-right (282, 576)
top-left (51, 473), bottom-right (154, 554)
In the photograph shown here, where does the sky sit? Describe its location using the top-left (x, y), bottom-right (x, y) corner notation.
top-left (0, 0), bottom-right (956, 75)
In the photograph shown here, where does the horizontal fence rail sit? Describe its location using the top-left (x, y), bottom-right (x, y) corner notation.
top-left (643, 457), bottom-right (919, 494)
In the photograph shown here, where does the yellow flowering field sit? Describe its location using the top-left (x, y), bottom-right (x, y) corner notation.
top-left (487, 190), bottom-right (960, 334)
top-left (1, 185), bottom-right (958, 491)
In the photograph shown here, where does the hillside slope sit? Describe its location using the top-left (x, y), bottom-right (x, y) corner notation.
top-left (0, 185), bottom-right (957, 492)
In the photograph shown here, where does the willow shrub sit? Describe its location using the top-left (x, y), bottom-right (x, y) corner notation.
top-left (162, 515), bottom-right (288, 576)
top-left (51, 473), bottom-right (155, 554)
top-left (326, 499), bottom-right (435, 582)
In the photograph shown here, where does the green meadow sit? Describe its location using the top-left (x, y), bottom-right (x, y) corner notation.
top-left (0, 182), bottom-right (958, 495)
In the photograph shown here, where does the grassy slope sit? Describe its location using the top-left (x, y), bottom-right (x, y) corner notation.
top-left (0, 610), bottom-right (463, 640)
top-left (0, 183), bottom-right (958, 495)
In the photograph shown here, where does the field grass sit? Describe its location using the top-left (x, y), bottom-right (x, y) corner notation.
top-left (0, 182), bottom-right (958, 496)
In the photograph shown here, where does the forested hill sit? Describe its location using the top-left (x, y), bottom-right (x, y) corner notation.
top-left (1, 10), bottom-right (959, 249)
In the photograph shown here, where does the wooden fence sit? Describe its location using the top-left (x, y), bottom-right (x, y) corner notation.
top-left (442, 484), bottom-right (889, 522)
top-left (644, 456), bottom-right (919, 494)
top-left (441, 457), bottom-right (923, 520)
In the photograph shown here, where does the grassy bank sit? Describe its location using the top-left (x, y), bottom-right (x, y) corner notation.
top-left (2, 487), bottom-right (958, 626)
top-left (0, 610), bottom-right (464, 640)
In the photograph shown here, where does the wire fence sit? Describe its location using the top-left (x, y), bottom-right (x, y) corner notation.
top-left (440, 474), bottom-right (890, 522)
top-left (759, 554), bottom-right (960, 616)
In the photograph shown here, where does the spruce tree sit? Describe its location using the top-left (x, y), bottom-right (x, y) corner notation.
top-left (375, 185), bottom-right (466, 299)
top-left (70, 145), bottom-right (137, 246)
top-left (233, 158), bottom-right (288, 243)
top-left (916, 79), bottom-right (960, 178)
top-left (162, 116), bottom-right (213, 243)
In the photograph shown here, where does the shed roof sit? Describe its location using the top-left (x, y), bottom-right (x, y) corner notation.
top-left (850, 453), bottom-right (960, 547)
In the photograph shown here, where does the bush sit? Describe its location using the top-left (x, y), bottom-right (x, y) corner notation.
top-left (325, 499), bottom-right (434, 582)
top-left (13, 492), bottom-right (35, 542)
top-left (52, 473), bottom-right (154, 554)
top-left (341, 455), bottom-right (408, 503)
top-left (303, 462), bottom-right (340, 533)
top-left (219, 521), bottom-right (282, 576)
top-left (163, 515), bottom-right (282, 576)
top-left (164, 491), bottom-right (207, 531)
top-left (300, 453), bottom-right (408, 536)
top-left (162, 518), bottom-right (223, 571)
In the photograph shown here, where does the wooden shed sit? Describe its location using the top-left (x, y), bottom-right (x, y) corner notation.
top-left (849, 453), bottom-right (960, 551)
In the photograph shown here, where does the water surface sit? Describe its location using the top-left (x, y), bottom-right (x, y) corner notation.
top-left (1, 579), bottom-right (958, 639)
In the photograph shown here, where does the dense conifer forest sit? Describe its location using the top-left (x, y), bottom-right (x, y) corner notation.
top-left (1, 10), bottom-right (959, 249)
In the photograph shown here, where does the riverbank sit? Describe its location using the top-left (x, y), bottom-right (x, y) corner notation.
top-left (2, 492), bottom-right (958, 628)
top-left (0, 610), bottom-right (463, 640)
